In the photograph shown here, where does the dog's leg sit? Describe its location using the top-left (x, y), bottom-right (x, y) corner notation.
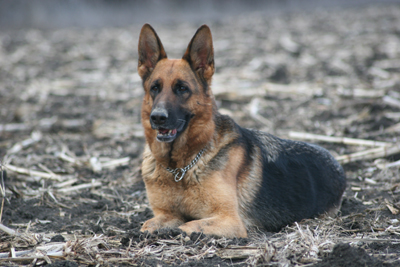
top-left (141, 211), bottom-right (184, 233)
top-left (179, 215), bottom-right (247, 238)
top-left (176, 147), bottom-right (249, 238)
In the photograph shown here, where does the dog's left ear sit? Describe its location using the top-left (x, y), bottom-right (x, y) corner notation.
top-left (183, 25), bottom-right (215, 83)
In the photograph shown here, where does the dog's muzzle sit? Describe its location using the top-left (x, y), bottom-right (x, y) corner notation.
top-left (150, 107), bottom-right (180, 142)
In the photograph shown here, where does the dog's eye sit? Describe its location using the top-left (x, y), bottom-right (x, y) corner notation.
top-left (150, 86), bottom-right (159, 93)
top-left (178, 86), bottom-right (188, 92)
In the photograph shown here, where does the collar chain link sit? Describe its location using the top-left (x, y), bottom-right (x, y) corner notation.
top-left (162, 148), bottom-right (205, 182)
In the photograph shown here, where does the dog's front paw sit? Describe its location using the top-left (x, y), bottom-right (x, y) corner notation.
top-left (140, 218), bottom-right (160, 233)
top-left (179, 218), bottom-right (247, 238)
top-left (179, 222), bottom-right (202, 236)
top-left (141, 216), bottom-right (184, 233)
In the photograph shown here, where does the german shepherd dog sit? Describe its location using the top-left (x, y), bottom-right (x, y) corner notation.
top-left (138, 24), bottom-right (346, 238)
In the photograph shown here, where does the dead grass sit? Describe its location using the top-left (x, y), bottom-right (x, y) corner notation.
top-left (1, 3), bottom-right (400, 266)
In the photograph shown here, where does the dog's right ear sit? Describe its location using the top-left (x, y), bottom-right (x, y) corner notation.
top-left (138, 24), bottom-right (167, 80)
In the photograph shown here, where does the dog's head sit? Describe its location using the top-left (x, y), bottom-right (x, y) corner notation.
top-left (138, 24), bottom-right (215, 144)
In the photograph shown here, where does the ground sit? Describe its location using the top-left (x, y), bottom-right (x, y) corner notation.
top-left (1, 3), bottom-right (400, 267)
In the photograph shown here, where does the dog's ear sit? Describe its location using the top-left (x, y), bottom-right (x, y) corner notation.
top-left (183, 25), bottom-right (214, 83)
top-left (138, 24), bottom-right (167, 80)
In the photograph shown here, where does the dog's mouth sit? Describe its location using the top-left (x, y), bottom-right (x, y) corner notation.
top-left (157, 128), bottom-right (177, 142)
top-left (155, 119), bottom-right (187, 142)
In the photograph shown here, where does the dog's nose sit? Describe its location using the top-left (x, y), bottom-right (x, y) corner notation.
top-left (150, 108), bottom-right (168, 125)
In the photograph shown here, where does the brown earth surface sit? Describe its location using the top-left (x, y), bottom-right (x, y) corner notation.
top-left (1, 3), bottom-right (400, 267)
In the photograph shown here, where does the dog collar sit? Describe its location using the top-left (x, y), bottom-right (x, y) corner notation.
top-left (162, 148), bottom-right (205, 182)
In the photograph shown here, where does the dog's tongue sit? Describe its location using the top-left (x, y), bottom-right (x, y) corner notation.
top-left (159, 128), bottom-right (169, 134)
top-left (158, 128), bottom-right (177, 135)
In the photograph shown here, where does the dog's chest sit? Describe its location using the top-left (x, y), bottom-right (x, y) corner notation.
top-left (145, 170), bottom-right (212, 219)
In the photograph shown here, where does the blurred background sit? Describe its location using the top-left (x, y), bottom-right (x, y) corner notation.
top-left (1, 0), bottom-right (400, 139)
top-left (1, 0), bottom-right (400, 143)
top-left (1, 0), bottom-right (400, 29)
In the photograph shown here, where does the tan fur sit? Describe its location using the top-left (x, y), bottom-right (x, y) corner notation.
top-left (142, 143), bottom-right (248, 237)
top-left (237, 147), bottom-right (263, 228)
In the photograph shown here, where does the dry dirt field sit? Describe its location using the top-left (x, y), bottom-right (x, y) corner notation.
top-left (1, 3), bottom-right (400, 267)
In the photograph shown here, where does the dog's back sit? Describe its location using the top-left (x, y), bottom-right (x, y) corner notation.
top-left (217, 114), bottom-right (346, 231)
